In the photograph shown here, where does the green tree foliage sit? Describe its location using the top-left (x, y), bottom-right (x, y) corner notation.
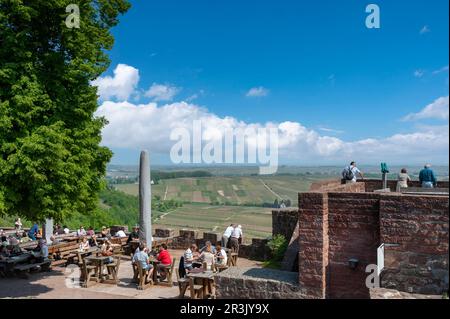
top-left (263, 234), bottom-right (288, 269)
top-left (0, 0), bottom-right (130, 222)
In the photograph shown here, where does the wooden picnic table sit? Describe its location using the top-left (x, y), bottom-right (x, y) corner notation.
top-left (0, 253), bottom-right (33, 275)
top-left (74, 247), bottom-right (100, 263)
top-left (187, 269), bottom-right (215, 299)
top-left (84, 255), bottom-right (113, 283)
top-left (148, 256), bottom-right (160, 284)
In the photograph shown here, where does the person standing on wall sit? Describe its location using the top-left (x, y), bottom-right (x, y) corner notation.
top-left (342, 161), bottom-right (364, 183)
top-left (222, 224), bottom-right (234, 249)
top-left (229, 225), bottom-right (243, 254)
top-left (419, 164), bottom-right (437, 188)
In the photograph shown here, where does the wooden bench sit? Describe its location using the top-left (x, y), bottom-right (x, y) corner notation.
top-left (175, 268), bottom-right (203, 299)
top-left (82, 258), bottom-right (99, 288)
top-left (14, 260), bottom-right (51, 278)
top-left (189, 277), bottom-right (204, 299)
top-left (105, 256), bottom-right (121, 284)
top-left (227, 251), bottom-right (238, 267)
top-left (158, 257), bottom-right (176, 287)
top-left (136, 261), bottom-right (153, 290)
top-left (51, 243), bottom-right (80, 266)
top-left (109, 237), bottom-right (127, 255)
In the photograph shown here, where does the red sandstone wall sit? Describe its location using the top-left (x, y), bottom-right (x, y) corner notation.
top-left (379, 194), bottom-right (449, 294)
top-left (327, 192), bottom-right (380, 298)
top-left (298, 184), bottom-right (449, 298)
top-left (362, 179), bottom-right (449, 192)
top-left (298, 192), bottom-right (328, 299)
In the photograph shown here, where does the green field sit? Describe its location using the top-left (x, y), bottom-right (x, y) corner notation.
top-left (153, 203), bottom-right (273, 240)
top-left (115, 175), bottom-right (321, 206)
top-left (114, 175), bottom-right (325, 240)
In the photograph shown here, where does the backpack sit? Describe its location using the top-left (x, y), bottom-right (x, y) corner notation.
top-left (343, 166), bottom-right (355, 181)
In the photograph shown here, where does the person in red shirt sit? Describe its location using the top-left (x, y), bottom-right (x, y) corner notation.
top-left (156, 243), bottom-right (172, 280)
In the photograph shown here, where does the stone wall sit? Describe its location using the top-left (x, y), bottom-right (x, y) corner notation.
top-left (379, 194), bottom-right (449, 295)
top-left (327, 192), bottom-right (380, 298)
top-left (298, 181), bottom-right (449, 298)
top-left (362, 179), bottom-right (449, 193)
top-left (272, 209), bottom-right (298, 239)
top-left (239, 238), bottom-right (271, 261)
top-left (298, 192), bottom-right (329, 299)
top-left (215, 267), bottom-right (306, 299)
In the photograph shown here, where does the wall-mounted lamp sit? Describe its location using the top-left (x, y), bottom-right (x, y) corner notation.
top-left (348, 258), bottom-right (359, 270)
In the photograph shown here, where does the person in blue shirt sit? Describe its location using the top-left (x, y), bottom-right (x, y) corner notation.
top-left (419, 164), bottom-right (437, 188)
top-left (28, 223), bottom-right (39, 241)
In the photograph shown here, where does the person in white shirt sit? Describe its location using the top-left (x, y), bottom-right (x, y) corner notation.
top-left (199, 246), bottom-right (215, 271)
top-left (77, 225), bottom-right (87, 237)
top-left (342, 161), bottom-right (364, 183)
top-left (222, 224), bottom-right (234, 249)
top-left (14, 218), bottom-right (22, 230)
top-left (79, 236), bottom-right (90, 251)
top-left (229, 225), bottom-right (243, 253)
top-left (115, 228), bottom-right (127, 238)
top-left (215, 242), bottom-right (228, 265)
top-left (63, 226), bottom-right (70, 234)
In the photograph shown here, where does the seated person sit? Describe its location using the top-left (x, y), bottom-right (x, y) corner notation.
top-left (100, 226), bottom-right (111, 239)
top-left (132, 243), bottom-right (154, 281)
top-left (32, 239), bottom-right (49, 263)
top-left (115, 227), bottom-right (127, 238)
top-left (54, 224), bottom-right (65, 235)
top-left (28, 223), bottom-right (39, 241)
top-left (89, 234), bottom-right (99, 247)
top-left (101, 240), bottom-right (114, 264)
top-left (199, 246), bottom-right (215, 271)
top-left (77, 225), bottom-right (87, 237)
top-left (127, 226), bottom-right (140, 244)
top-left (200, 240), bottom-right (216, 254)
top-left (14, 230), bottom-right (23, 241)
top-left (79, 236), bottom-right (90, 251)
top-left (86, 226), bottom-right (95, 237)
top-left (215, 242), bottom-right (228, 265)
top-left (49, 235), bottom-right (61, 245)
top-left (156, 244), bottom-right (172, 280)
top-left (63, 225), bottom-right (70, 234)
top-left (183, 244), bottom-right (199, 272)
top-left (0, 241), bottom-right (11, 258)
top-left (0, 229), bottom-right (7, 242)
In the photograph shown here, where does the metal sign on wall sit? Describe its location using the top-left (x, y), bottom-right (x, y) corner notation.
top-left (377, 243), bottom-right (385, 276)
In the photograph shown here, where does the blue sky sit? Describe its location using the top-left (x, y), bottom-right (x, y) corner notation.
top-left (94, 0), bottom-right (449, 166)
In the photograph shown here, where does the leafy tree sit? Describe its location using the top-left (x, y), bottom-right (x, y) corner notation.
top-left (0, 0), bottom-right (131, 222)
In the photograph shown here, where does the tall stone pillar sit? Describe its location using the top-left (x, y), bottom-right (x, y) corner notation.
top-left (43, 218), bottom-right (53, 243)
top-left (139, 150), bottom-right (152, 249)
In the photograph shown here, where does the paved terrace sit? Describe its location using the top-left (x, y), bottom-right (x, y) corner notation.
top-left (0, 249), bottom-right (261, 299)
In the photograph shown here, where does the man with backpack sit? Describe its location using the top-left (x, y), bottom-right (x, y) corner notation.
top-left (342, 161), bottom-right (364, 183)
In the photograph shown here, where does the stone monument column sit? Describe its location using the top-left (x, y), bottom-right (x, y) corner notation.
top-left (43, 218), bottom-right (53, 243)
top-left (139, 150), bottom-right (152, 249)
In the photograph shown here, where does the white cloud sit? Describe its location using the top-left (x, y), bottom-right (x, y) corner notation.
top-left (403, 96), bottom-right (449, 121)
top-left (246, 87), bottom-right (269, 97)
top-left (414, 70), bottom-right (425, 78)
top-left (318, 127), bottom-right (344, 134)
top-left (420, 25), bottom-right (431, 34)
top-left (91, 64), bottom-right (139, 101)
top-left (432, 65), bottom-right (449, 75)
top-left (93, 64), bottom-right (448, 165)
top-left (96, 100), bottom-right (449, 165)
top-left (145, 83), bottom-right (180, 102)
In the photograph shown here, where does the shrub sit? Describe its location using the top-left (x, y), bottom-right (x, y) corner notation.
top-left (263, 234), bottom-right (288, 269)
